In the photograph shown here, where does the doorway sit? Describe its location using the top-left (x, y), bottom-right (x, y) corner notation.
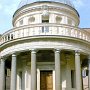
top-left (40, 71), bottom-right (53, 90)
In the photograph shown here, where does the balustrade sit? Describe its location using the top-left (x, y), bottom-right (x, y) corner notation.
top-left (0, 24), bottom-right (90, 44)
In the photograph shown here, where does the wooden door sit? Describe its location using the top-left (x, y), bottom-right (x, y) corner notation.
top-left (40, 71), bottom-right (53, 90)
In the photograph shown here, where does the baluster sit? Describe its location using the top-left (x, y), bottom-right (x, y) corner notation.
top-left (27, 28), bottom-right (29, 36)
top-left (33, 27), bottom-right (35, 35)
top-left (22, 29), bottom-right (24, 37)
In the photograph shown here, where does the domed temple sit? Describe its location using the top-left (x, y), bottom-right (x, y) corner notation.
top-left (0, 0), bottom-right (90, 90)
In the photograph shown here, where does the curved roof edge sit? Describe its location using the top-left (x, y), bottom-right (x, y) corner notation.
top-left (18, 0), bottom-right (75, 9)
top-left (13, 1), bottom-right (79, 18)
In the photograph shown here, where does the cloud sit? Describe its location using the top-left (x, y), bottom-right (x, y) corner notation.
top-left (73, 0), bottom-right (84, 8)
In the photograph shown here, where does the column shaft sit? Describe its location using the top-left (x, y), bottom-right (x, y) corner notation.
top-left (88, 56), bottom-right (90, 89)
top-left (31, 50), bottom-right (37, 90)
top-left (10, 54), bottom-right (17, 90)
top-left (0, 58), bottom-right (5, 90)
top-left (0, 59), bottom-right (1, 89)
top-left (75, 51), bottom-right (82, 90)
top-left (55, 49), bottom-right (62, 90)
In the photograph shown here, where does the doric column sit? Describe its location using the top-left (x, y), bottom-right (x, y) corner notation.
top-left (88, 55), bottom-right (90, 89)
top-left (31, 50), bottom-right (37, 90)
top-left (75, 51), bottom-right (82, 90)
top-left (55, 49), bottom-right (62, 90)
top-left (10, 53), bottom-right (17, 90)
top-left (0, 57), bottom-right (5, 90)
top-left (66, 59), bottom-right (71, 89)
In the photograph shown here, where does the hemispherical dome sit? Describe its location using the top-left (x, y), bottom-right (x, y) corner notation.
top-left (18, 0), bottom-right (74, 9)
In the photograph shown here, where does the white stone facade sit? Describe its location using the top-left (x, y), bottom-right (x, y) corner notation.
top-left (0, 0), bottom-right (90, 90)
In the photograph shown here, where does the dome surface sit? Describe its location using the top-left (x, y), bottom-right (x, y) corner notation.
top-left (18, 0), bottom-right (74, 9)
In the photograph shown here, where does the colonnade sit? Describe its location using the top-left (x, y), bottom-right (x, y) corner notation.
top-left (0, 49), bottom-right (90, 90)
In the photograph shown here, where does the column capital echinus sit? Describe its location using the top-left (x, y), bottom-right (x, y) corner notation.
top-left (12, 52), bottom-right (18, 57)
top-left (31, 49), bottom-right (37, 54)
top-left (54, 49), bottom-right (61, 53)
top-left (0, 56), bottom-right (6, 62)
top-left (75, 50), bottom-right (80, 56)
top-left (12, 54), bottom-right (16, 57)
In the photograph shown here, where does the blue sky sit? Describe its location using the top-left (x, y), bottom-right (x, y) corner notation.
top-left (0, 0), bottom-right (90, 34)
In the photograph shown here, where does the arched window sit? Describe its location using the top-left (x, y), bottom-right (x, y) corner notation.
top-left (56, 16), bottom-right (62, 24)
top-left (28, 17), bottom-right (35, 24)
top-left (19, 19), bottom-right (23, 26)
top-left (68, 18), bottom-right (72, 25)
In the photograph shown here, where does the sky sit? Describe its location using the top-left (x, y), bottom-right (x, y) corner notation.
top-left (0, 0), bottom-right (90, 34)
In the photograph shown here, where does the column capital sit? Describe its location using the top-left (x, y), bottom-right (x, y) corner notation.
top-left (31, 49), bottom-right (37, 54)
top-left (0, 56), bottom-right (6, 61)
top-left (54, 49), bottom-right (61, 53)
top-left (12, 52), bottom-right (17, 57)
top-left (75, 50), bottom-right (80, 56)
top-left (0, 56), bottom-right (4, 60)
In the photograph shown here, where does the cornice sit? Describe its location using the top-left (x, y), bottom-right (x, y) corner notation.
top-left (0, 35), bottom-right (90, 52)
top-left (13, 4), bottom-right (79, 26)
top-left (13, 1), bottom-right (79, 17)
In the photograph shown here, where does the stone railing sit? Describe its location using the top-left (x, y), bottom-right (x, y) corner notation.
top-left (0, 23), bottom-right (90, 45)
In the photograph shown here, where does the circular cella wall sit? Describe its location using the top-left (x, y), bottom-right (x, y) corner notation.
top-left (12, 0), bottom-right (79, 27)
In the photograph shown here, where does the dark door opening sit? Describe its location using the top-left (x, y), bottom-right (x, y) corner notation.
top-left (40, 71), bottom-right (53, 90)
